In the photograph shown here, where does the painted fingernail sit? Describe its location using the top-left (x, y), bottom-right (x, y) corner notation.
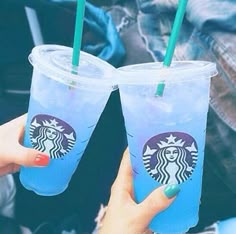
top-left (34, 154), bottom-right (50, 166)
top-left (164, 184), bottom-right (180, 199)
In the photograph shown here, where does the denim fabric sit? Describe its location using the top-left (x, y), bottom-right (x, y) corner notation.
top-left (82, 2), bottom-right (126, 67)
top-left (102, 0), bottom-right (153, 65)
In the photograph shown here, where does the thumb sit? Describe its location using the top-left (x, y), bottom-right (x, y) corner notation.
top-left (137, 184), bottom-right (180, 227)
top-left (0, 116), bottom-right (50, 168)
top-left (11, 145), bottom-right (50, 167)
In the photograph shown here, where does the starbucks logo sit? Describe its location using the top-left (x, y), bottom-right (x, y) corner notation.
top-left (143, 132), bottom-right (198, 184)
top-left (29, 114), bottom-right (76, 159)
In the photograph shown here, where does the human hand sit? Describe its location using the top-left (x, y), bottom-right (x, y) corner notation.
top-left (98, 149), bottom-right (180, 234)
top-left (0, 114), bottom-right (49, 176)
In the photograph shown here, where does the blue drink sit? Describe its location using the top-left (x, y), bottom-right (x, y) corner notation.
top-left (20, 45), bottom-right (117, 196)
top-left (117, 61), bottom-right (217, 233)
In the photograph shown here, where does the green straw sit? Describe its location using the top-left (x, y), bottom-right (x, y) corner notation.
top-left (156, 0), bottom-right (188, 96)
top-left (72, 0), bottom-right (86, 68)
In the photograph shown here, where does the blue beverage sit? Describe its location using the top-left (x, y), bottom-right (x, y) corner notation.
top-left (20, 45), bottom-right (117, 196)
top-left (117, 61), bottom-right (217, 233)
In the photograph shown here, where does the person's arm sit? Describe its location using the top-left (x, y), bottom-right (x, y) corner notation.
top-left (98, 149), bottom-right (180, 234)
top-left (0, 114), bottom-right (49, 176)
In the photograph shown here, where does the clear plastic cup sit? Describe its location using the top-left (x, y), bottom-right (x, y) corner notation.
top-left (20, 45), bottom-right (117, 196)
top-left (117, 61), bottom-right (218, 233)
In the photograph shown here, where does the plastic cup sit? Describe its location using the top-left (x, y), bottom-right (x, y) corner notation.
top-left (20, 45), bottom-right (117, 196)
top-left (117, 61), bottom-right (218, 233)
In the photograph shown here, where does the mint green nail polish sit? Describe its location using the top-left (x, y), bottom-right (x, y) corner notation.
top-left (164, 184), bottom-right (180, 199)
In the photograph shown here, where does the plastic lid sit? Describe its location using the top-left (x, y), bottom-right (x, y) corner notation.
top-left (29, 45), bottom-right (117, 90)
top-left (117, 61), bottom-right (218, 84)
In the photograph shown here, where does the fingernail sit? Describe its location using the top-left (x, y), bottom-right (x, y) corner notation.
top-left (34, 154), bottom-right (50, 166)
top-left (164, 184), bottom-right (180, 199)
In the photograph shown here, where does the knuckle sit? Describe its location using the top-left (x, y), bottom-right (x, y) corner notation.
top-left (146, 195), bottom-right (168, 213)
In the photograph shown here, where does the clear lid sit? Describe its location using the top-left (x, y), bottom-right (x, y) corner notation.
top-left (29, 45), bottom-right (118, 90)
top-left (117, 61), bottom-right (218, 84)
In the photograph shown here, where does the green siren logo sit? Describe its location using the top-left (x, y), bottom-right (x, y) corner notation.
top-left (143, 132), bottom-right (198, 184)
top-left (29, 114), bottom-right (76, 159)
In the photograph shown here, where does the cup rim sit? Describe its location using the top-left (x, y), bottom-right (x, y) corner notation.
top-left (117, 61), bottom-right (218, 84)
top-left (29, 44), bottom-right (118, 91)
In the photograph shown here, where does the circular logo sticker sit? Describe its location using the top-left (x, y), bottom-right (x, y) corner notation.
top-left (143, 132), bottom-right (198, 184)
top-left (29, 114), bottom-right (76, 159)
